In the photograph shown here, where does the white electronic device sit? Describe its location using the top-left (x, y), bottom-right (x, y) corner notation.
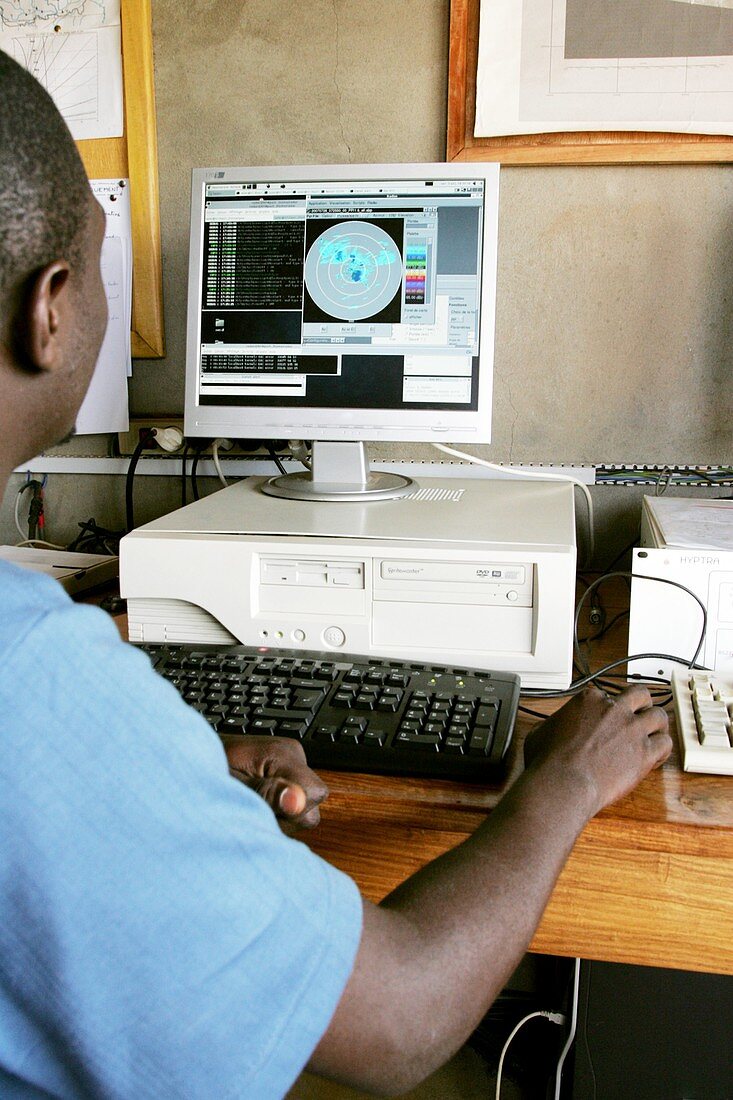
top-left (628, 496), bottom-right (733, 681)
top-left (119, 477), bottom-right (576, 689)
top-left (671, 668), bottom-right (733, 776)
top-left (0, 545), bottom-right (118, 595)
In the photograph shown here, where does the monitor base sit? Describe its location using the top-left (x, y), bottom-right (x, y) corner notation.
top-left (260, 441), bottom-right (415, 502)
top-left (262, 470), bottom-right (414, 502)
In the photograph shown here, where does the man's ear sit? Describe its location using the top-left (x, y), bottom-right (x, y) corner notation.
top-left (15, 261), bottom-right (71, 372)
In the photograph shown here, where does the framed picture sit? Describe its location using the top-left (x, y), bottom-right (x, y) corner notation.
top-left (448, 0), bottom-right (733, 165)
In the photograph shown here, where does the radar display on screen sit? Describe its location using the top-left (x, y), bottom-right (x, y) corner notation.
top-left (304, 220), bottom-right (403, 322)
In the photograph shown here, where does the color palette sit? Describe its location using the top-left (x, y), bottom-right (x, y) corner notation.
top-left (405, 244), bottom-right (427, 304)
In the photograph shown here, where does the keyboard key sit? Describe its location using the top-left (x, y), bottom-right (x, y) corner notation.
top-left (343, 716), bottom-right (368, 733)
top-left (396, 732), bottom-right (441, 750)
top-left (399, 720), bottom-right (422, 734)
top-left (475, 704), bottom-right (500, 730)
top-left (470, 730), bottom-right (495, 755)
top-left (291, 690), bottom-right (324, 712)
top-left (220, 718), bottom-right (249, 735)
top-left (314, 724), bottom-right (339, 741)
top-left (278, 719), bottom-right (310, 739)
top-left (251, 718), bottom-right (278, 734)
top-left (333, 691), bottom-right (355, 707)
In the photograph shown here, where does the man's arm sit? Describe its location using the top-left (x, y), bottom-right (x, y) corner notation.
top-left (308, 685), bottom-right (671, 1096)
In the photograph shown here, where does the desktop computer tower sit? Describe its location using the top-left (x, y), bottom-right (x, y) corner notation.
top-left (120, 475), bottom-right (577, 689)
top-left (565, 960), bottom-right (732, 1099)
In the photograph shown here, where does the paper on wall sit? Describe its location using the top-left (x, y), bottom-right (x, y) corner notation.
top-left (75, 179), bottom-right (131, 435)
top-left (0, 0), bottom-right (123, 140)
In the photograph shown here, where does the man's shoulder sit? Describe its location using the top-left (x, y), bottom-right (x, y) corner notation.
top-left (0, 559), bottom-right (119, 675)
top-left (0, 559), bottom-right (70, 643)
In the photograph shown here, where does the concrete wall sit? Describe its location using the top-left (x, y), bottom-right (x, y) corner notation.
top-left (132, 0), bottom-right (733, 465)
top-left (4, 0), bottom-right (732, 554)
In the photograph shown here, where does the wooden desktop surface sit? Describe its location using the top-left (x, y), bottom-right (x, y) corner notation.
top-left (298, 610), bottom-right (733, 979)
top-left (114, 597), bottom-right (733, 978)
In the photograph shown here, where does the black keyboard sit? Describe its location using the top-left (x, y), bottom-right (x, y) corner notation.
top-left (142, 643), bottom-right (521, 783)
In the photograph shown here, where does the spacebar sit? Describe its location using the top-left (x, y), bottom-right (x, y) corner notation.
top-left (252, 706), bottom-right (316, 724)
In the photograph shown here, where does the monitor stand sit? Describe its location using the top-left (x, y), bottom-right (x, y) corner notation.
top-left (261, 441), bottom-right (415, 502)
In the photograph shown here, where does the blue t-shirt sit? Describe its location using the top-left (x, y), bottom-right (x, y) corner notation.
top-left (0, 562), bottom-right (362, 1098)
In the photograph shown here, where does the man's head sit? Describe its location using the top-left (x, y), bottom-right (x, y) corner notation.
top-left (0, 49), bottom-right (107, 471)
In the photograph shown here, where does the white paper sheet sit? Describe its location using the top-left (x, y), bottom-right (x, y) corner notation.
top-left (475, 0), bottom-right (733, 138)
top-left (0, 0), bottom-right (123, 139)
top-left (645, 495), bottom-right (733, 551)
top-left (75, 179), bottom-right (131, 434)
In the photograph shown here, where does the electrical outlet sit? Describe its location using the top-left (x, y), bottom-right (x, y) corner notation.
top-left (116, 418), bottom-right (287, 458)
top-left (117, 418), bottom-right (186, 456)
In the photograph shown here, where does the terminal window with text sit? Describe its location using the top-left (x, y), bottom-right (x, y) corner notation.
top-left (184, 163), bottom-right (499, 446)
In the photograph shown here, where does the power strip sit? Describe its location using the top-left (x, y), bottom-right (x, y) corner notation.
top-left (116, 418), bottom-right (287, 458)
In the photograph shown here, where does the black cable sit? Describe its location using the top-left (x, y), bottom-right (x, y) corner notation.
top-left (602, 534), bottom-right (641, 574)
top-left (68, 518), bottom-right (122, 555)
top-left (125, 430), bottom-right (155, 533)
top-left (573, 571), bottom-right (707, 680)
top-left (191, 450), bottom-right (201, 500)
top-left (268, 444), bottom-right (287, 476)
top-left (576, 572), bottom-right (606, 631)
top-left (181, 443), bottom-right (190, 508)
top-left (577, 608), bottom-right (630, 647)
top-left (522, 651), bottom-right (709, 699)
top-left (27, 480), bottom-right (43, 541)
top-left (518, 703), bottom-right (551, 720)
top-left (186, 440), bottom-right (211, 503)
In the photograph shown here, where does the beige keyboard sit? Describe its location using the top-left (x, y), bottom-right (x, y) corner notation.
top-left (671, 669), bottom-right (733, 776)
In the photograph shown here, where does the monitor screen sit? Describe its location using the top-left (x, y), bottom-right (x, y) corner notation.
top-left (183, 162), bottom-right (499, 499)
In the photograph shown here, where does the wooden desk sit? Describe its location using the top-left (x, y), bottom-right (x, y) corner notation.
top-left (113, 603), bottom-right (732, 977)
top-left (301, 614), bottom-right (733, 978)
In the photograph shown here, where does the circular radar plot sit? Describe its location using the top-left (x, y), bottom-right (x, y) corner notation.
top-left (304, 221), bottom-right (402, 321)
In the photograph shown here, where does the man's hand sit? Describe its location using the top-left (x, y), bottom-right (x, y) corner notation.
top-left (222, 735), bottom-right (329, 831)
top-left (524, 684), bottom-right (672, 816)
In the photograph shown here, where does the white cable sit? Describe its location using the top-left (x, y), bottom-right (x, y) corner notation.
top-left (288, 439), bottom-right (312, 471)
top-left (553, 958), bottom-right (581, 1100)
top-left (433, 443), bottom-right (595, 566)
top-left (16, 539), bottom-right (67, 550)
top-left (494, 1009), bottom-right (566, 1100)
top-left (14, 487), bottom-right (26, 541)
top-left (211, 438), bottom-right (229, 488)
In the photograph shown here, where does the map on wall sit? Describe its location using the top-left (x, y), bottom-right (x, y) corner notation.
top-left (0, 0), bottom-right (123, 139)
top-left (475, 0), bottom-right (733, 137)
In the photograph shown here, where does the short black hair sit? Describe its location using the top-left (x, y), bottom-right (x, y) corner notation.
top-left (0, 49), bottom-right (91, 297)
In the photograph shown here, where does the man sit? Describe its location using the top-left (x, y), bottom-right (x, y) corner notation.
top-left (0, 50), bottom-right (671, 1098)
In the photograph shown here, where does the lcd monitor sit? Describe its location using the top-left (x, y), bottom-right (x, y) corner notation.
top-left (184, 162), bottom-right (499, 500)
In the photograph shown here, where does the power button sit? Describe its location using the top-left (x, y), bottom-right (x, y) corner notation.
top-left (323, 626), bottom-right (346, 647)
